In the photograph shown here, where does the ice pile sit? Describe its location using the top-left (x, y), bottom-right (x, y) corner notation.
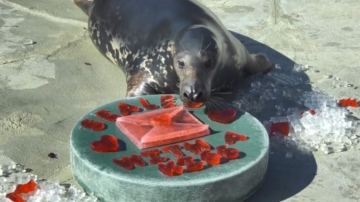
top-left (0, 162), bottom-right (99, 202)
top-left (232, 63), bottom-right (360, 155)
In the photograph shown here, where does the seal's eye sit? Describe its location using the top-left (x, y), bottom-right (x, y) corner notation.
top-left (177, 60), bottom-right (185, 69)
top-left (204, 59), bottom-right (213, 68)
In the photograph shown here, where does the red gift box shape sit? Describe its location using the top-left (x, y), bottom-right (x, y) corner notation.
top-left (116, 106), bottom-right (210, 149)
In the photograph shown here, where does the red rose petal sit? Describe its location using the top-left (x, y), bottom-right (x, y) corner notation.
top-left (130, 154), bottom-right (146, 166)
top-left (14, 179), bottom-right (37, 194)
top-left (113, 156), bottom-right (133, 170)
top-left (139, 98), bottom-right (158, 110)
top-left (91, 135), bottom-right (119, 152)
top-left (162, 145), bottom-right (183, 158)
top-left (6, 193), bottom-right (25, 202)
top-left (150, 113), bottom-right (172, 126)
top-left (118, 102), bottom-right (140, 116)
top-left (176, 156), bottom-right (194, 166)
top-left (160, 95), bottom-right (176, 108)
top-left (269, 122), bottom-right (290, 136)
top-left (187, 161), bottom-right (204, 172)
top-left (225, 131), bottom-right (248, 144)
top-left (184, 102), bottom-right (204, 108)
top-left (207, 108), bottom-right (237, 124)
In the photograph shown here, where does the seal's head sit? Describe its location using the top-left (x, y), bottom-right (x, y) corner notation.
top-left (173, 26), bottom-right (223, 104)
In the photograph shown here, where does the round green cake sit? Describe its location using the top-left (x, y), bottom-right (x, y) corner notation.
top-left (70, 94), bottom-right (269, 202)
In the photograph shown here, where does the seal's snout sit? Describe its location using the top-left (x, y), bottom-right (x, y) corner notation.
top-left (181, 82), bottom-right (206, 102)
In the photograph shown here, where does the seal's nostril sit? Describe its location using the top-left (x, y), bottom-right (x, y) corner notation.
top-left (183, 92), bottom-right (189, 98)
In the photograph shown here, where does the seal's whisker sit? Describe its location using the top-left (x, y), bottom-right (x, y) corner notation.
top-left (178, 39), bottom-right (187, 52)
top-left (202, 42), bottom-right (211, 53)
top-left (199, 34), bottom-right (204, 53)
top-left (211, 92), bottom-right (232, 95)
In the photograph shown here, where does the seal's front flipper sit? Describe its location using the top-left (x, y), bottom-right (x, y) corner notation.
top-left (245, 53), bottom-right (273, 75)
top-left (74, 0), bottom-right (93, 16)
top-left (126, 72), bottom-right (159, 98)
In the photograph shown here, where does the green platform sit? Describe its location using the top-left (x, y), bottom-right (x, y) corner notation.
top-left (70, 94), bottom-right (269, 202)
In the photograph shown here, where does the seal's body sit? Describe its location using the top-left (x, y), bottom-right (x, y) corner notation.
top-left (74, 0), bottom-right (272, 103)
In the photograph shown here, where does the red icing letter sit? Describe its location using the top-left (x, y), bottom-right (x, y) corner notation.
top-left (187, 161), bottom-right (204, 172)
top-left (176, 156), bottom-right (194, 166)
top-left (162, 145), bottom-right (183, 158)
top-left (225, 131), bottom-right (248, 144)
top-left (95, 109), bottom-right (119, 122)
top-left (160, 95), bottom-right (176, 108)
top-left (139, 98), bottom-right (158, 110)
top-left (200, 151), bottom-right (222, 165)
top-left (216, 145), bottom-right (240, 160)
top-left (158, 160), bottom-right (184, 176)
top-left (118, 102), bottom-right (140, 116)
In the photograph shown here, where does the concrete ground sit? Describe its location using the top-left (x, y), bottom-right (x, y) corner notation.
top-left (0, 0), bottom-right (359, 201)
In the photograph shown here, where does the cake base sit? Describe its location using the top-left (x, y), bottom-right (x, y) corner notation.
top-left (70, 95), bottom-right (269, 202)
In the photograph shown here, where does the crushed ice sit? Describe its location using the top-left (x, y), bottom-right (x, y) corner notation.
top-left (232, 63), bottom-right (360, 155)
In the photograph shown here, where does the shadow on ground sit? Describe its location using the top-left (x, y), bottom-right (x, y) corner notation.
top-left (228, 32), bottom-right (318, 202)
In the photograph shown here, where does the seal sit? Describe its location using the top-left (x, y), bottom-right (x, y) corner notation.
top-left (74, 0), bottom-right (272, 104)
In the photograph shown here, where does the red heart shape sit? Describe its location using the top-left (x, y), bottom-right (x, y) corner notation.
top-left (150, 113), bottom-right (171, 126)
top-left (162, 145), bottom-right (183, 158)
top-left (118, 102), bottom-right (140, 116)
top-left (184, 102), bottom-right (204, 108)
top-left (160, 95), bottom-right (176, 108)
top-left (113, 156), bottom-right (133, 170)
top-left (91, 135), bottom-right (119, 152)
top-left (139, 98), bottom-right (158, 110)
top-left (81, 119), bottom-right (106, 131)
top-left (81, 119), bottom-right (93, 128)
top-left (200, 151), bottom-right (222, 165)
top-left (207, 108), bottom-right (237, 124)
top-left (225, 131), bottom-right (248, 144)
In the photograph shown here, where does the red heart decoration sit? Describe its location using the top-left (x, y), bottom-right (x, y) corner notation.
top-left (113, 156), bottom-right (133, 170)
top-left (139, 98), bottom-right (158, 110)
top-left (207, 108), bottom-right (237, 124)
top-left (91, 135), bottom-right (119, 152)
top-left (200, 151), bottom-right (222, 165)
top-left (118, 102), bottom-right (140, 116)
top-left (216, 145), bottom-right (227, 156)
top-left (81, 119), bottom-right (93, 128)
top-left (225, 131), bottom-right (248, 144)
top-left (150, 113), bottom-right (171, 126)
top-left (162, 145), bottom-right (183, 158)
top-left (160, 95), bottom-right (176, 108)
